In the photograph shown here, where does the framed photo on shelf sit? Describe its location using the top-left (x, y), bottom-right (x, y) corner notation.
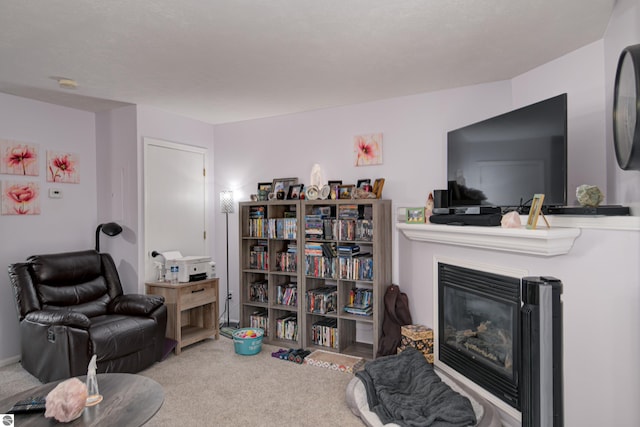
top-left (356, 179), bottom-right (371, 188)
top-left (338, 184), bottom-right (355, 200)
top-left (272, 177), bottom-right (298, 200)
top-left (406, 207), bottom-right (425, 223)
top-left (526, 193), bottom-right (548, 229)
top-left (288, 184), bottom-right (303, 200)
top-left (257, 182), bottom-right (272, 192)
top-left (373, 178), bottom-right (385, 199)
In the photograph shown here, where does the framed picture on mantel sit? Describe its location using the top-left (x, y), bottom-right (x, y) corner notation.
top-left (526, 194), bottom-right (548, 229)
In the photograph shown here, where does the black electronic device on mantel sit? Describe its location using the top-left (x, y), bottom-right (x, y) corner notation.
top-left (447, 94), bottom-right (568, 213)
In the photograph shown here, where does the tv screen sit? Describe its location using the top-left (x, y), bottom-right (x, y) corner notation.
top-left (447, 93), bottom-right (567, 212)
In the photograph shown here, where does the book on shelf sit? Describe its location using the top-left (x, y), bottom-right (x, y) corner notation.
top-left (343, 287), bottom-right (373, 315)
top-left (304, 242), bottom-right (336, 258)
top-left (304, 255), bottom-right (336, 278)
top-left (304, 214), bottom-right (324, 240)
top-left (275, 250), bottom-right (297, 272)
top-left (249, 280), bottom-right (268, 303)
top-left (310, 206), bottom-right (332, 217)
top-left (343, 304), bottom-right (373, 316)
top-left (269, 217), bottom-right (297, 239)
top-left (337, 244), bottom-right (360, 257)
top-left (248, 206), bottom-right (268, 237)
top-left (337, 219), bottom-right (373, 241)
top-left (338, 254), bottom-right (373, 280)
top-left (306, 286), bottom-right (337, 314)
top-left (276, 313), bottom-right (298, 341)
top-left (276, 283), bottom-right (298, 306)
top-left (323, 219), bottom-right (336, 240)
top-left (338, 204), bottom-right (359, 220)
top-left (349, 287), bottom-right (373, 306)
top-left (311, 318), bottom-right (338, 349)
top-left (249, 309), bottom-right (269, 336)
top-left (249, 240), bottom-right (269, 270)
top-left (249, 206), bottom-right (266, 218)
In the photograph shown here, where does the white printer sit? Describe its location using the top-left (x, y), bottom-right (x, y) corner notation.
top-left (159, 251), bottom-right (214, 283)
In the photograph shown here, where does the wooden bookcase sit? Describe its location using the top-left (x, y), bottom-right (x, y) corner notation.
top-left (239, 200), bottom-right (302, 348)
top-left (301, 199), bottom-right (392, 359)
top-left (238, 199), bottom-right (391, 359)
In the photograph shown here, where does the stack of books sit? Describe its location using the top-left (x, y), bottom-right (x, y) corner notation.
top-left (343, 287), bottom-right (373, 316)
top-left (304, 215), bottom-right (324, 240)
top-left (337, 244), bottom-right (360, 257)
top-left (338, 204), bottom-right (359, 220)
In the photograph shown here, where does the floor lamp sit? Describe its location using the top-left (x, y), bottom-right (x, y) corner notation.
top-left (220, 190), bottom-right (234, 328)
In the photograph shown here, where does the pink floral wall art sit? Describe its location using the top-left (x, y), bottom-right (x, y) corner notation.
top-left (354, 133), bottom-right (383, 166)
top-left (0, 140), bottom-right (39, 176)
top-left (47, 151), bottom-right (80, 183)
top-left (1, 181), bottom-right (40, 215)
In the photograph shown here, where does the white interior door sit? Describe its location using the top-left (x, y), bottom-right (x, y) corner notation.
top-left (144, 138), bottom-right (207, 281)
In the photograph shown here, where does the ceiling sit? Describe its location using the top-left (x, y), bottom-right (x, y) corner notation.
top-left (0, 0), bottom-right (615, 125)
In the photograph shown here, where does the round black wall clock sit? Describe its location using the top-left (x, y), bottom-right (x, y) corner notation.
top-left (613, 43), bottom-right (640, 170)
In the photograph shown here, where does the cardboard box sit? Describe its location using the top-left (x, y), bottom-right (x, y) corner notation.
top-left (398, 324), bottom-right (434, 363)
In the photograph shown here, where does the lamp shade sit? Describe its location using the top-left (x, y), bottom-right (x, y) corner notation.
top-left (95, 222), bottom-right (123, 252)
top-left (220, 190), bottom-right (234, 214)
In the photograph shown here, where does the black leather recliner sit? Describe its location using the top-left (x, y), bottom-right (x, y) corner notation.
top-left (8, 250), bottom-right (167, 383)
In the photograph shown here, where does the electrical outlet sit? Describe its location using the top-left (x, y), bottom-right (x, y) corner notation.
top-left (227, 292), bottom-right (233, 300)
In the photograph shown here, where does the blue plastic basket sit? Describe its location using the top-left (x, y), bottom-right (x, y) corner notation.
top-left (232, 328), bottom-right (264, 355)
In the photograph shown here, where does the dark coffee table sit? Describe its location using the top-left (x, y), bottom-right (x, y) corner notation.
top-left (0, 373), bottom-right (163, 426)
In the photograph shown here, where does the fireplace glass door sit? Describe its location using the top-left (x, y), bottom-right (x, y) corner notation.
top-left (438, 263), bottom-right (521, 409)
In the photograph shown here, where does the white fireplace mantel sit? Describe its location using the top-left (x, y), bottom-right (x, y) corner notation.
top-left (396, 222), bottom-right (581, 256)
top-left (396, 212), bottom-right (640, 256)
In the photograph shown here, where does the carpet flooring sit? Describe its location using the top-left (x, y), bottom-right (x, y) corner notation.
top-left (0, 338), bottom-right (365, 427)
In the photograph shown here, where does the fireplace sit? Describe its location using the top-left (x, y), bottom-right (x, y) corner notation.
top-left (438, 262), bottom-right (521, 409)
top-left (436, 260), bottom-right (564, 426)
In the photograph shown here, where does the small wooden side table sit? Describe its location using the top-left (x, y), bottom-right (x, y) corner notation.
top-left (146, 278), bottom-right (219, 354)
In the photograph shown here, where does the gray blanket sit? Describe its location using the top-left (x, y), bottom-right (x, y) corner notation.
top-left (355, 348), bottom-right (477, 427)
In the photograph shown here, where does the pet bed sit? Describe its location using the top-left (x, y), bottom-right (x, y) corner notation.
top-left (346, 350), bottom-right (502, 427)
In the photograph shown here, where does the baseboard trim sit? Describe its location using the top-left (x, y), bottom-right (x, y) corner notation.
top-left (0, 355), bottom-right (20, 368)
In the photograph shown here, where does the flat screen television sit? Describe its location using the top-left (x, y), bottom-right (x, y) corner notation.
top-left (447, 93), bottom-right (567, 213)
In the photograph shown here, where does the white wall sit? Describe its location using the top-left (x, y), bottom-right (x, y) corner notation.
top-left (96, 106), bottom-right (139, 293)
top-left (97, 105), bottom-right (216, 294)
top-left (604, 0), bottom-right (640, 213)
top-left (0, 93), bottom-right (97, 361)
top-left (512, 40), bottom-right (607, 205)
top-left (213, 80), bottom-right (512, 322)
top-left (136, 106), bottom-right (216, 293)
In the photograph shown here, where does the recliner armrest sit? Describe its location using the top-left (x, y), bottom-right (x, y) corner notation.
top-left (24, 310), bottom-right (91, 329)
top-left (108, 294), bottom-right (165, 316)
